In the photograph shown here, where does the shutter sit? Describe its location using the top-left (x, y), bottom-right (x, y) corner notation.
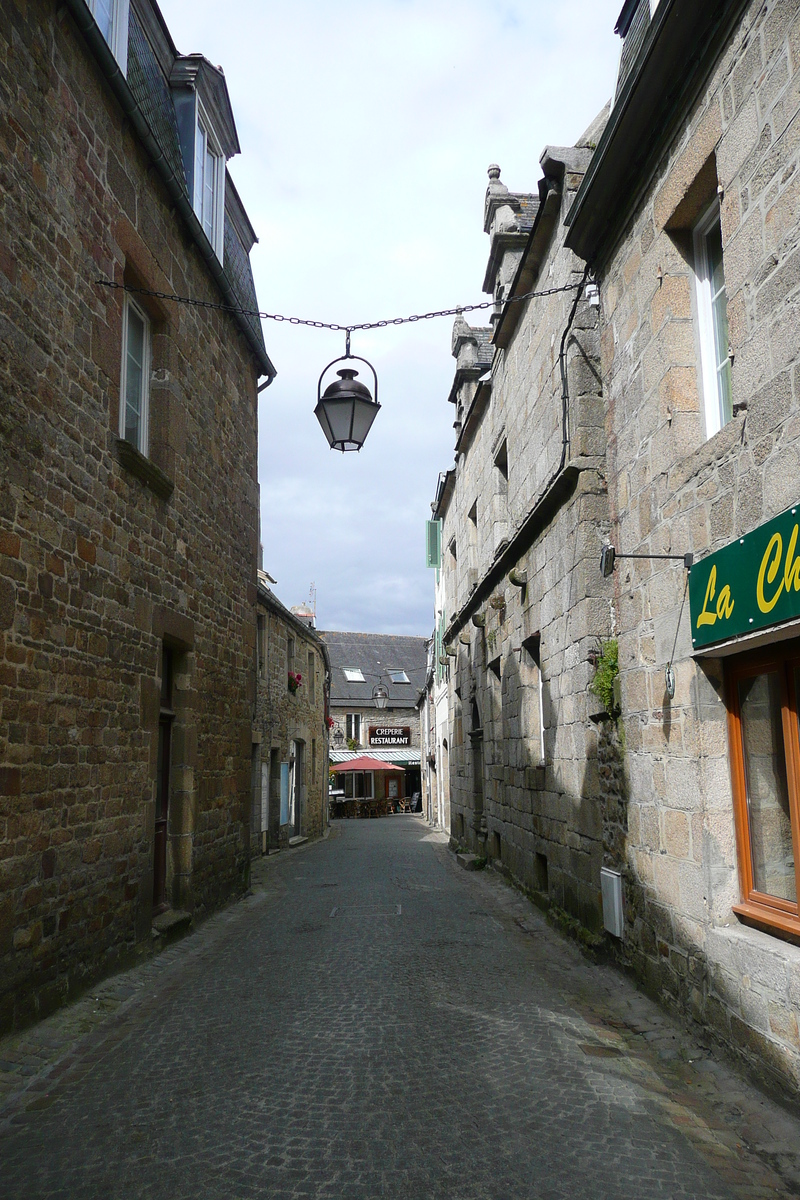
top-left (426, 519), bottom-right (442, 569)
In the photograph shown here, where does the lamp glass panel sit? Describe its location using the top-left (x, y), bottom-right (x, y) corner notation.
top-left (350, 396), bottom-right (380, 446)
top-left (322, 398), bottom-right (356, 446)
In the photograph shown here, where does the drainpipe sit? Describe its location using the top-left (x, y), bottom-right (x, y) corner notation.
top-left (557, 262), bottom-right (592, 472)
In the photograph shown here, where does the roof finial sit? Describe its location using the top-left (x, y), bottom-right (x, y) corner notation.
top-left (488, 164), bottom-right (501, 181)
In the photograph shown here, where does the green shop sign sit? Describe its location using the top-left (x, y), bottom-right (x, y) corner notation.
top-left (690, 503), bottom-right (800, 651)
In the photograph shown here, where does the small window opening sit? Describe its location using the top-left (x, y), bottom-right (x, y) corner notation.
top-left (694, 201), bottom-right (732, 438)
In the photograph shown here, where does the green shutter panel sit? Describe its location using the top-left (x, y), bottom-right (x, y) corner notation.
top-left (425, 519), bottom-right (442, 569)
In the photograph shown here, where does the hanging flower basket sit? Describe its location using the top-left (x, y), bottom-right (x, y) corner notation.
top-left (288, 670), bottom-right (303, 694)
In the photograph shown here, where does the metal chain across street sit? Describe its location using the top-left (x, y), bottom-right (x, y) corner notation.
top-left (95, 277), bottom-right (586, 332)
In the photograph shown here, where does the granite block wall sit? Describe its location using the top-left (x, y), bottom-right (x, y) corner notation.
top-left (0, 0), bottom-right (261, 1029)
top-left (599, 0), bottom-right (800, 1092)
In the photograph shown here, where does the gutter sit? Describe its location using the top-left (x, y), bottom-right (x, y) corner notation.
top-left (64, 0), bottom-right (276, 384)
top-left (565, 0), bottom-right (751, 267)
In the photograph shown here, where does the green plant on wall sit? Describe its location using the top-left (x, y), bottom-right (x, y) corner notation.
top-left (589, 638), bottom-right (619, 715)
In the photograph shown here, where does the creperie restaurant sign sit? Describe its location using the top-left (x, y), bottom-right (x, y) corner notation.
top-left (369, 726), bottom-right (411, 746)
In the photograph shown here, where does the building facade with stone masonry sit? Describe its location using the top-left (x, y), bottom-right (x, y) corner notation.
top-left (319, 630), bottom-right (427, 803)
top-left (563, 0), bottom-right (800, 1093)
top-left (0, 0), bottom-right (274, 1031)
top-left (430, 128), bottom-right (611, 923)
top-left (419, 549), bottom-right (450, 831)
top-left (253, 578), bottom-right (330, 850)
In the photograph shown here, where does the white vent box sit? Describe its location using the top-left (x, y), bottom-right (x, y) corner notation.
top-left (601, 867), bottom-right (624, 939)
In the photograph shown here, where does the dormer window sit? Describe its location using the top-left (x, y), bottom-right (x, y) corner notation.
top-left (88, 0), bottom-right (129, 74)
top-left (171, 56), bottom-right (241, 266)
top-left (194, 108), bottom-right (224, 256)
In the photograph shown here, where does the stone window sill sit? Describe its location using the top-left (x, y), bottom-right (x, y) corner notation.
top-left (116, 438), bottom-right (174, 501)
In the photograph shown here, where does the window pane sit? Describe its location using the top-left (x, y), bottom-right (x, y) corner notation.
top-left (194, 122), bottom-right (205, 214)
top-left (739, 671), bottom-right (796, 902)
top-left (204, 144), bottom-right (215, 240)
top-left (125, 305), bottom-right (145, 447)
top-left (92, 0), bottom-right (114, 41)
top-left (706, 220), bottom-right (732, 428)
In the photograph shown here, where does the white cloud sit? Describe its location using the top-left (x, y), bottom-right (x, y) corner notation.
top-left (159, 0), bottom-right (621, 633)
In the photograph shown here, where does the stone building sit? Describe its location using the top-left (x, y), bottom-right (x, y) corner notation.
top-left (563, 0), bottom-right (800, 1093)
top-left (419, 507), bottom-right (452, 831)
top-left (319, 630), bottom-right (427, 802)
top-left (431, 138), bottom-right (610, 918)
top-left (432, 0), bottom-right (800, 1095)
top-left (254, 578), bottom-right (330, 850)
top-left (0, 0), bottom-right (273, 1030)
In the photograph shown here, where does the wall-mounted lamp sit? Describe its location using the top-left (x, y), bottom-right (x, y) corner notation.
top-left (315, 331), bottom-right (380, 452)
top-left (600, 545), bottom-right (693, 578)
top-left (333, 727), bottom-right (345, 748)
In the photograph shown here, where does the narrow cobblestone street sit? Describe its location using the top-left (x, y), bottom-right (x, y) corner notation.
top-left (1, 817), bottom-right (799, 1200)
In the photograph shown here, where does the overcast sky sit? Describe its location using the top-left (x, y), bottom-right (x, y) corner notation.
top-left (159, 0), bottom-right (622, 635)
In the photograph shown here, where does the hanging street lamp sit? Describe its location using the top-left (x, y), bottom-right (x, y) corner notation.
top-left (372, 683), bottom-right (389, 710)
top-left (315, 331), bottom-right (380, 452)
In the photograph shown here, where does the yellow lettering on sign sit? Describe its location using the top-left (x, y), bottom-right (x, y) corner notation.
top-left (757, 532), bottom-right (785, 613)
top-left (716, 584), bottom-right (734, 620)
top-left (785, 524), bottom-right (800, 593)
top-left (697, 564), bottom-right (735, 630)
top-left (698, 565), bottom-right (718, 627)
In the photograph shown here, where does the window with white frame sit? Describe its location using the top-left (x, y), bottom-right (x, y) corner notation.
top-left (345, 713), bottom-right (361, 745)
top-left (343, 667), bottom-right (364, 683)
top-left (193, 108), bottom-right (225, 259)
top-left (694, 201), bottom-right (732, 439)
top-left (387, 669), bottom-right (409, 685)
top-left (343, 771), bottom-right (373, 799)
top-left (88, 0), bottom-right (130, 74)
top-left (120, 295), bottom-right (150, 454)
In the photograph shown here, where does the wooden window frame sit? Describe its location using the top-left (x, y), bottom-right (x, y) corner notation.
top-left (726, 642), bottom-right (800, 943)
top-left (193, 101), bottom-right (225, 260)
top-left (345, 712), bottom-right (361, 744)
top-left (120, 294), bottom-right (150, 455)
top-left (693, 200), bottom-right (732, 440)
top-left (89, 0), bottom-right (130, 74)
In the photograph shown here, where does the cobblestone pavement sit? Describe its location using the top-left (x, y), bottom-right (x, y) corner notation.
top-left (1, 817), bottom-right (799, 1200)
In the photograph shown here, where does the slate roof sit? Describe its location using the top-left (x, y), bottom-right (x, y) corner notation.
top-left (512, 193), bottom-right (539, 233)
top-left (318, 631), bottom-right (428, 709)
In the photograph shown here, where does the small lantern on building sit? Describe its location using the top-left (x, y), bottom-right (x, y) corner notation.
top-left (372, 683), bottom-right (389, 710)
